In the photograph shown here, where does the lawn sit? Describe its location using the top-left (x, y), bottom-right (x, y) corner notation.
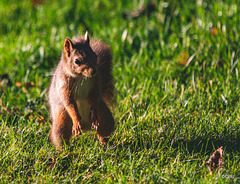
top-left (0, 0), bottom-right (239, 183)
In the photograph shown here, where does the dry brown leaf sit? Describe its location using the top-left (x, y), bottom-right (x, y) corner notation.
top-left (15, 82), bottom-right (22, 88)
top-left (210, 27), bottom-right (218, 35)
top-left (205, 146), bottom-right (223, 174)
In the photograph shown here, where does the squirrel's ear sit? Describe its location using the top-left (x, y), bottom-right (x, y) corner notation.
top-left (84, 31), bottom-right (89, 44)
top-left (64, 38), bottom-right (73, 57)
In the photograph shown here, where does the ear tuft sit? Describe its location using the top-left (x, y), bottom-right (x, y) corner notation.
top-left (64, 38), bottom-right (73, 57)
top-left (84, 31), bottom-right (89, 44)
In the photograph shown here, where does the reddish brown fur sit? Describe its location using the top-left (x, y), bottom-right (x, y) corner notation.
top-left (48, 32), bottom-right (114, 149)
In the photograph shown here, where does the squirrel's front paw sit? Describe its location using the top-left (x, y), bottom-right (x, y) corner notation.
top-left (72, 122), bottom-right (82, 136)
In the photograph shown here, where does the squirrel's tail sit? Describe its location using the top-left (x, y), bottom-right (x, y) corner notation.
top-left (90, 39), bottom-right (114, 105)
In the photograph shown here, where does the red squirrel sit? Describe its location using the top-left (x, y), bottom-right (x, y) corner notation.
top-left (48, 32), bottom-right (114, 149)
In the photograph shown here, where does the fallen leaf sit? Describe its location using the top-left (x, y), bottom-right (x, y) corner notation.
top-left (15, 82), bottom-right (22, 88)
top-left (205, 146), bottom-right (223, 174)
top-left (210, 27), bottom-right (218, 35)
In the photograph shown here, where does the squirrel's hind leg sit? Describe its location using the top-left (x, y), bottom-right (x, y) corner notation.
top-left (96, 100), bottom-right (115, 145)
top-left (49, 108), bottom-right (73, 149)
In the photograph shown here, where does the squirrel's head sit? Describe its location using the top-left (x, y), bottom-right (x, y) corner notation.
top-left (63, 31), bottom-right (97, 78)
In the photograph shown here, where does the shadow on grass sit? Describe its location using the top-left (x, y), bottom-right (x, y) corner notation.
top-left (172, 133), bottom-right (240, 154)
top-left (112, 117), bottom-right (240, 159)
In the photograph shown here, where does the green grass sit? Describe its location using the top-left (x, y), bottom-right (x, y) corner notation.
top-left (0, 0), bottom-right (240, 183)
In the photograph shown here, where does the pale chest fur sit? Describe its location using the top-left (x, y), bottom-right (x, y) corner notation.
top-left (74, 78), bottom-right (94, 130)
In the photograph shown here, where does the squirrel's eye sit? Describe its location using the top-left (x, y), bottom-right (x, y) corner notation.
top-left (74, 59), bottom-right (81, 65)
